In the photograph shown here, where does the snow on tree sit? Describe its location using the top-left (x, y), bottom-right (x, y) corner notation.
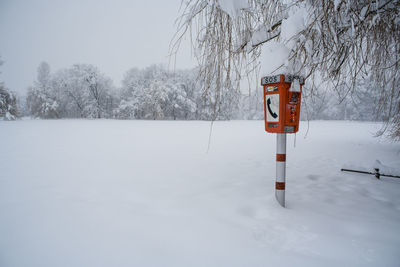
top-left (113, 68), bottom-right (143, 119)
top-left (0, 85), bottom-right (18, 120)
top-left (60, 64), bottom-right (114, 119)
top-left (115, 65), bottom-right (202, 120)
top-left (51, 68), bottom-right (87, 118)
top-left (165, 70), bottom-right (197, 120)
top-left (0, 56), bottom-right (18, 120)
top-left (172, 69), bottom-right (207, 120)
top-left (27, 63), bottom-right (115, 119)
top-left (26, 87), bottom-right (59, 119)
top-left (80, 65), bottom-right (114, 119)
top-left (22, 61), bottom-right (383, 122)
top-left (26, 62), bottom-right (60, 119)
top-left (172, 0), bottom-right (400, 138)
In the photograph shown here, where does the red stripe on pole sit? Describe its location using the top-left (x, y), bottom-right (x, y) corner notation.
top-left (276, 182), bottom-right (285, 190)
top-left (276, 154), bottom-right (286, 162)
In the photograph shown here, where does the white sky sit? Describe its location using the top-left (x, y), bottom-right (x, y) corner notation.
top-left (0, 0), bottom-right (196, 94)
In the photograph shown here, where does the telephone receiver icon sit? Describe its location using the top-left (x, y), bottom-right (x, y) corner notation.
top-left (267, 98), bottom-right (278, 119)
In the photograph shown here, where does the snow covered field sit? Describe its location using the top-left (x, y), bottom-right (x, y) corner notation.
top-left (0, 119), bottom-right (399, 267)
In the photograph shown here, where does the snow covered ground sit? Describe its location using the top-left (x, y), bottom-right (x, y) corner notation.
top-left (0, 119), bottom-right (399, 267)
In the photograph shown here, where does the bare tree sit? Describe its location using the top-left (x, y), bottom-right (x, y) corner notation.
top-left (172, 0), bottom-right (400, 138)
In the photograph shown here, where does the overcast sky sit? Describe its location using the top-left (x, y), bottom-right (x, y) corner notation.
top-left (0, 0), bottom-right (195, 94)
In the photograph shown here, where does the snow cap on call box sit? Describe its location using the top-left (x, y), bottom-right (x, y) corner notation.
top-left (289, 78), bottom-right (301, 92)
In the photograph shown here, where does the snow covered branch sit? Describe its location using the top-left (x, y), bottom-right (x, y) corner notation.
top-left (173, 0), bottom-right (400, 139)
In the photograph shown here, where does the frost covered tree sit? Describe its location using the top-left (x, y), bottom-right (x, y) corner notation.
top-left (27, 63), bottom-right (115, 119)
top-left (51, 68), bottom-right (87, 118)
top-left (67, 64), bottom-right (114, 119)
top-left (26, 62), bottom-right (60, 118)
top-left (0, 56), bottom-right (18, 120)
top-left (167, 70), bottom-right (197, 120)
top-left (115, 65), bottom-right (162, 119)
top-left (115, 65), bottom-right (201, 120)
top-left (114, 68), bottom-right (142, 119)
top-left (0, 85), bottom-right (18, 120)
top-left (138, 65), bottom-right (169, 120)
top-left (172, 0), bottom-right (400, 138)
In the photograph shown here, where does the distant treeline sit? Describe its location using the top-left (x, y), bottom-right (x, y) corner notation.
top-left (1, 61), bottom-right (384, 122)
top-left (23, 62), bottom-right (242, 121)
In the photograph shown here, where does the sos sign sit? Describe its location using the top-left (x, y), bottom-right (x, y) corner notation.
top-left (261, 74), bottom-right (304, 134)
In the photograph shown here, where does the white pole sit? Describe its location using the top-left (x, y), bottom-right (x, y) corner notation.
top-left (276, 133), bottom-right (286, 207)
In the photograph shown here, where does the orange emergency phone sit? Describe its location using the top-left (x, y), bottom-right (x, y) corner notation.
top-left (261, 74), bottom-right (304, 133)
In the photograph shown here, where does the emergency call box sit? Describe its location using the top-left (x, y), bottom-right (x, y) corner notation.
top-left (261, 74), bottom-right (305, 134)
